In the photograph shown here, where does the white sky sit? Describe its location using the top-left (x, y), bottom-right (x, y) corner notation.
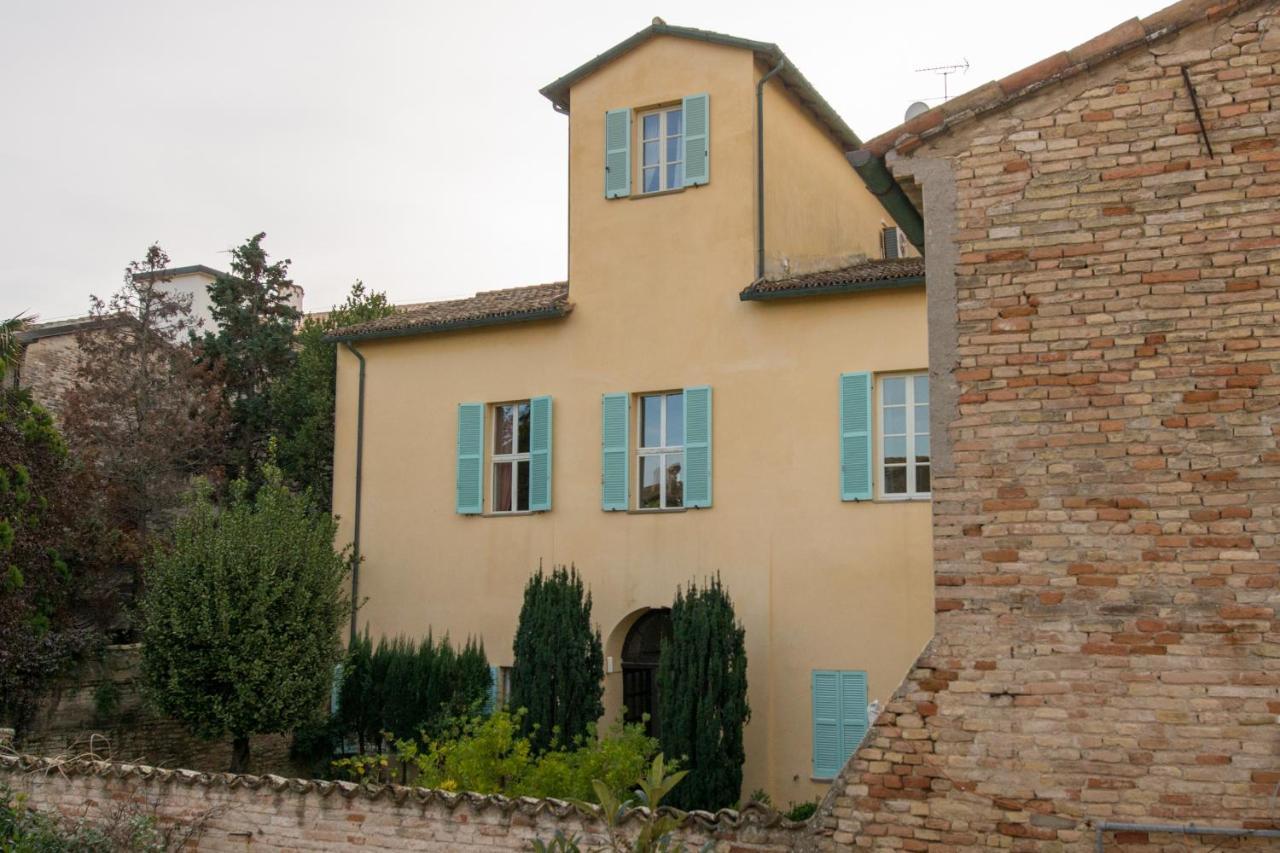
top-left (2, 0), bottom-right (1170, 321)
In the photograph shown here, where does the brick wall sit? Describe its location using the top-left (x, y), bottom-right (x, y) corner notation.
top-left (0, 754), bottom-right (804, 852)
top-left (16, 645), bottom-right (293, 776)
top-left (822, 2), bottom-right (1280, 849)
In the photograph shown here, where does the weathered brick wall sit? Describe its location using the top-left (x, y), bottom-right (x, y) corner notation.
top-left (0, 754), bottom-right (805, 852)
top-left (822, 2), bottom-right (1280, 849)
top-left (16, 331), bottom-right (82, 417)
top-left (17, 645), bottom-right (293, 776)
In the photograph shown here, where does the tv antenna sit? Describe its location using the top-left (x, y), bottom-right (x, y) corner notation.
top-left (915, 59), bottom-right (970, 102)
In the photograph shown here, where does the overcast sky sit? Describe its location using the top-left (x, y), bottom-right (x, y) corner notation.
top-left (2, 0), bottom-right (1170, 321)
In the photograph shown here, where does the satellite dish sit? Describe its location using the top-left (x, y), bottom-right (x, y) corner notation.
top-left (904, 101), bottom-right (930, 122)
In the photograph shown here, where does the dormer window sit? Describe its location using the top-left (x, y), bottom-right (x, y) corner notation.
top-left (603, 94), bottom-right (709, 199)
top-left (640, 107), bottom-right (683, 193)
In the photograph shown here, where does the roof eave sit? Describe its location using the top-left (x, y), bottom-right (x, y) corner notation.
top-left (539, 23), bottom-right (862, 150)
top-left (325, 305), bottom-right (572, 344)
top-left (739, 275), bottom-right (925, 302)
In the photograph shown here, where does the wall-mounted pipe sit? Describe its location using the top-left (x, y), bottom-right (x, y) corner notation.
top-left (756, 58), bottom-right (786, 280)
top-left (340, 341), bottom-right (366, 647)
top-left (847, 149), bottom-right (926, 254)
top-left (1094, 821), bottom-right (1280, 852)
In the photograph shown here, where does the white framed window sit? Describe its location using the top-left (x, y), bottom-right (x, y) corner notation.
top-left (491, 401), bottom-right (531, 513)
top-left (637, 391), bottom-right (684, 509)
top-left (639, 107), bottom-right (683, 193)
top-left (878, 374), bottom-right (930, 499)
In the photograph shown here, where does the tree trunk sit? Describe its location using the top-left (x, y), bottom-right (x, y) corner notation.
top-left (230, 735), bottom-right (251, 774)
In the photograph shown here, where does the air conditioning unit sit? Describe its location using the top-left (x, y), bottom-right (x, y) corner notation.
top-left (882, 226), bottom-right (906, 260)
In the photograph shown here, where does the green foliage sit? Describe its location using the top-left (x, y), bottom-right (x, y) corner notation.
top-left (0, 316), bottom-right (24, 381)
top-left (656, 575), bottom-right (749, 812)
top-left (0, 336), bottom-right (104, 731)
top-left (140, 459), bottom-right (349, 771)
top-left (332, 712), bottom-right (661, 806)
top-left (784, 800), bottom-right (818, 822)
top-left (533, 754), bottom-right (707, 853)
top-left (199, 232), bottom-right (301, 479)
top-left (269, 281), bottom-right (395, 510)
top-left (510, 565), bottom-right (604, 752)
top-left (335, 629), bottom-right (490, 751)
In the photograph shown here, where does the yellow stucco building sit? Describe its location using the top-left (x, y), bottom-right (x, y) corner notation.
top-left (330, 22), bottom-right (932, 803)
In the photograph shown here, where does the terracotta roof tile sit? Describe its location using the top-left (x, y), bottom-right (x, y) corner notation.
top-left (328, 282), bottom-right (571, 342)
top-left (0, 753), bottom-right (808, 832)
top-left (740, 257), bottom-right (925, 300)
top-left (862, 0), bottom-right (1265, 158)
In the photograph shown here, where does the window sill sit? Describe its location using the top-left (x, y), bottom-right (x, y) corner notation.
top-left (625, 507), bottom-right (689, 514)
top-left (875, 495), bottom-right (932, 503)
top-left (810, 775), bottom-right (836, 783)
top-left (479, 511), bottom-right (544, 518)
top-left (629, 187), bottom-right (686, 200)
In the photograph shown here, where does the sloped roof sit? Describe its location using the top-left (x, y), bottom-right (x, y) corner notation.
top-left (740, 258), bottom-right (925, 301)
top-left (863, 0), bottom-right (1267, 158)
top-left (327, 283), bottom-right (571, 343)
top-left (540, 21), bottom-right (863, 151)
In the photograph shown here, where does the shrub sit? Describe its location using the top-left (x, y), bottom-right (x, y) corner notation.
top-left (332, 711), bottom-right (661, 805)
top-left (510, 566), bottom-right (604, 752)
top-left (656, 574), bottom-right (749, 811)
top-left (0, 782), bottom-right (202, 851)
top-left (784, 800), bottom-right (818, 822)
top-left (532, 755), bottom-right (695, 853)
top-left (140, 461), bottom-right (349, 772)
top-left (336, 630), bottom-right (489, 751)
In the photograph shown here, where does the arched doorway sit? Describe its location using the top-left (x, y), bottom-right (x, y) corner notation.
top-left (621, 608), bottom-right (672, 737)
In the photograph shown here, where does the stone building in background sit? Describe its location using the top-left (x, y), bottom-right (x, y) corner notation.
top-left (821, 0), bottom-right (1280, 848)
top-left (13, 265), bottom-right (304, 416)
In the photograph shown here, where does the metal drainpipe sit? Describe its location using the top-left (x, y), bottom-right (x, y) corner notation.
top-left (340, 341), bottom-right (366, 647)
top-left (1094, 821), bottom-right (1280, 852)
top-left (756, 58), bottom-right (786, 280)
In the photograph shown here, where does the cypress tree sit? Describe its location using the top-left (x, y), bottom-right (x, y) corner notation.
top-left (509, 565), bottom-right (604, 752)
top-left (656, 574), bottom-right (749, 811)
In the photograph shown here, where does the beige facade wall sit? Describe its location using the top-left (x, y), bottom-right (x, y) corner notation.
top-left (334, 35), bottom-right (932, 805)
top-left (760, 75), bottom-right (885, 278)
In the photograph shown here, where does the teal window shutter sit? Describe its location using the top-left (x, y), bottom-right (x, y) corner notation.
top-left (841, 670), bottom-right (869, 761)
top-left (484, 665), bottom-right (499, 715)
top-left (529, 395), bottom-right (553, 511)
top-left (683, 386), bottom-right (712, 507)
top-left (682, 93), bottom-right (710, 186)
top-left (812, 670), bottom-right (841, 779)
top-left (605, 108), bottom-right (631, 198)
top-left (840, 372), bottom-right (873, 501)
top-left (812, 669), bottom-right (869, 779)
top-left (602, 393), bottom-right (630, 510)
top-left (456, 402), bottom-right (484, 514)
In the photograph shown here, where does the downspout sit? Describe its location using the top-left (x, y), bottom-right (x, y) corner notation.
top-left (847, 148), bottom-right (926, 254)
top-left (340, 341), bottom-right (366, 647)
top-left (755, 58), bottom-right (786, 281)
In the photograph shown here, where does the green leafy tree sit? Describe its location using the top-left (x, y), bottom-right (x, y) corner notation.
top-left (656, 575), bottom-right (749, 812)
top-left (510, 566), bottom-right (604, 752)
top-left (200, 233), bottom-right (301, 479)
top-left (0, 317), bottom-right (107, 732)
top-left (140, 460), bottom-right (349, 772)
top-left (270, 281), bottom-right (394, 511)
